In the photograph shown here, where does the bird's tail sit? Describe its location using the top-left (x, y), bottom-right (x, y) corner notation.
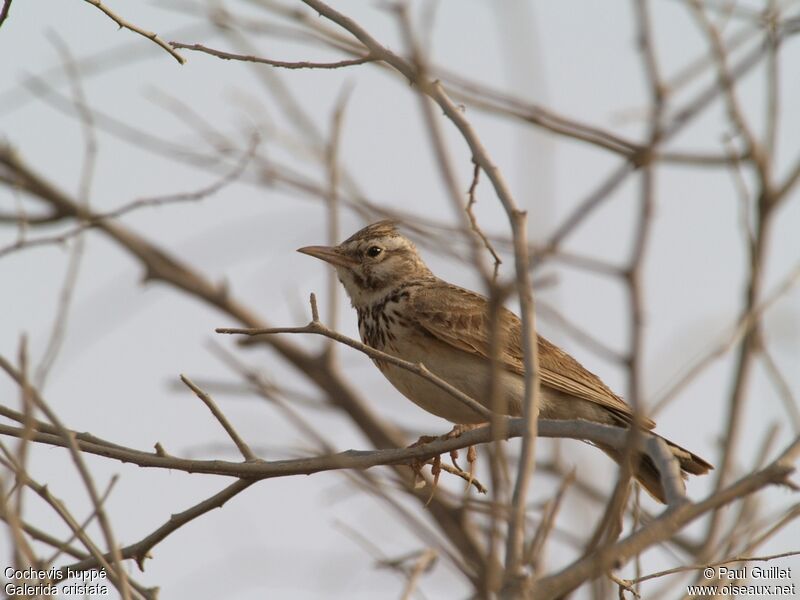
top-left (598, 435), bottom-right (713, 504)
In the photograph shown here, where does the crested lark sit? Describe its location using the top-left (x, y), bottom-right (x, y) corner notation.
top-left (298, 220), bottom-right (712, 502)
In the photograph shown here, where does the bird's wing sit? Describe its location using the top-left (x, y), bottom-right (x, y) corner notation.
top-left (411, 281), bottom-right (654, 429)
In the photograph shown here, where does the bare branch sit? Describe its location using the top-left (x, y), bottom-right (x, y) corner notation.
top-left (645, 436), bottom-right (688, 507)
top-left (0, 414), bottom-right (704, 491)
top-left (62, 479), bottom-right (254, 574)
top-left (0, 0), bottom-right (12, 29)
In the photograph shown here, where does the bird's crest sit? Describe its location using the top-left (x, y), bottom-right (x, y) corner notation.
top-left (341, 220), bottom-right (401, 245)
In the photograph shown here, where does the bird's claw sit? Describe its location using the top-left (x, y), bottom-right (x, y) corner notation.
top-left (408, 426), bottom-right (484, 500)
top-left (443, 424), bottom-right (480, 490)
top-left (409, 434), bottom-right (438, 489)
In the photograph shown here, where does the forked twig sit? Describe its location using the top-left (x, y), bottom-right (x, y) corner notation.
top-left (465, 162), bottom-right (502, 280)
top-left (217, 293), bottom-right (492, 421)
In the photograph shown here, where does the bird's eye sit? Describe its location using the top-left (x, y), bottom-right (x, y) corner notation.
top-left (366, 246), bottom-right (383, 258)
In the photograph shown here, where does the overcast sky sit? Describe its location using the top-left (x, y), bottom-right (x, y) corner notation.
top-left (1, 1), bottom-right (799, 598)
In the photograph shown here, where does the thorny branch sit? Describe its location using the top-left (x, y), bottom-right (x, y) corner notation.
top-left (82, 0), bottom-right (185, 64)
top-left (169, 41), bottom-right (373, 69)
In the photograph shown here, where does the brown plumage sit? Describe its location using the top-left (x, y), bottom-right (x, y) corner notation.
top-left (298, 221), bottom-right (712, 503)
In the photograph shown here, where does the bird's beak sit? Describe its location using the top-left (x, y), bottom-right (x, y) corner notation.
top-left (297, 245), bottom-right (357, 268)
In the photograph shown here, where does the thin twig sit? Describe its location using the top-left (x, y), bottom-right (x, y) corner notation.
top-left (394, 5), bottom-right (493, 284)
top-left (759, 347), bottom-right (800, 431)
top-left (525, 469), bottom-right (575, 571)
top-left (44, 475), bottom-right (118, 567)
top-left (465, 162), bottom-right (502, 280)
top-left (651, 263), bottom-right (800, 414)
top-left (179, 375), bottom-right (256, 461)
top-left (0, 136), bottom-right (257, 260)
top-left (82, 0), bottom-right (185, 64)
top-left (688, 0), bottom-right (769, 185)
top-left (169, 42), bottom-right (372, 69)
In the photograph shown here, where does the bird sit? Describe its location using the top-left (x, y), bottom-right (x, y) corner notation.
top-left (297, 220), bottom-right (712, 502)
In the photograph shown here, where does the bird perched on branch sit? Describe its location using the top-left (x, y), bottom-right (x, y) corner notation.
top-left (298, 220), bottom-right (712, 502)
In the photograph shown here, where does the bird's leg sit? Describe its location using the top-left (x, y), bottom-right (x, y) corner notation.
top-left (407, 425), bottom-right (485, 500)
top-left (466, 445), bottom-right (478, 489)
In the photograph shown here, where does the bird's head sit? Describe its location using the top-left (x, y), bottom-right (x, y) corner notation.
top-left (298, 220), bottom-right (433, 307)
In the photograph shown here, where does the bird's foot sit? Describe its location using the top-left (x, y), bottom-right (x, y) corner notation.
top-left (443, 424), bottom-right (481, 490)
top-left (408, 435), bottom-right (439, 492)
top-left (444, 423), bottom-right (483, 438)
top-left (407, 426), bottom-right (486, 502)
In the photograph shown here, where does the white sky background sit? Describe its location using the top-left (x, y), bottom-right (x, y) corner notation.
top-left (1, 0), bottom-right (799, 598)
